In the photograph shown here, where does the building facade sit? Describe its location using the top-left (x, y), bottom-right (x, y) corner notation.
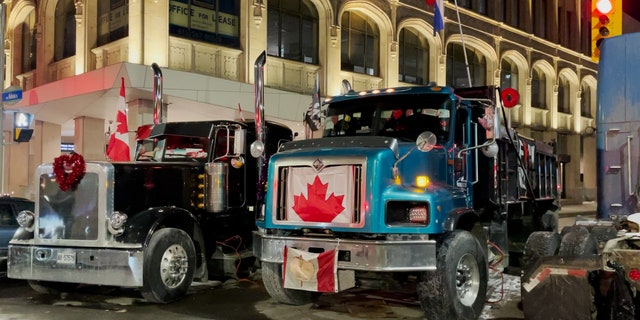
top-left (2, 0), bottom-right (639, 203)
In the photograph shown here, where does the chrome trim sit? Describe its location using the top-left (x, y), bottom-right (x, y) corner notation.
top-left (257, 233), bottom-right (436, 272)
top-left (8, 245), bottom-right (144, 287)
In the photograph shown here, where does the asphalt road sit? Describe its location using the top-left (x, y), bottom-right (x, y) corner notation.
top-left (0, 215), bottom-right (581, 320)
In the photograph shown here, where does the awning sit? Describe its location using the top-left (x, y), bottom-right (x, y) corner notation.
top-left (6, 62), bottom-right (307, 137)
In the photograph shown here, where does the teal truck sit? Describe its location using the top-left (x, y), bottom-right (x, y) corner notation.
top-left (253, 84), bottom-right (558, 319)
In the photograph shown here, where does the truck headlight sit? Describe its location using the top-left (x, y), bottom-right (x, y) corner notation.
top-left (385, 201), bottom-right (429, 226)
top-left (108, 211), bottom-right (128, 236)
top-left (17, 210), bottom-right (35, 231)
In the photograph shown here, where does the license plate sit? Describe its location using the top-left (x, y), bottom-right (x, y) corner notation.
top-left (56, 252), bottom-right (76, 265)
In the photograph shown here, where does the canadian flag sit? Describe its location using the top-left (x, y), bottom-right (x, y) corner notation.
top-left (287, 166), bottom-right (354, 223)
top-left (283, 246), bottom-right (338, 292)
top-left (106, 77), bottom-right (131, 161)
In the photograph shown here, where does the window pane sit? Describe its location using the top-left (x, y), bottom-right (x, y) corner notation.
top-left (399, 28), bottom-right (426, 84)
top-left (341, 12), bottom-right (378, 75)
top-left (98, 0), bottom-right (129, 47)
top-left (266, 0), bottom-right (318, 64)
top-left (21, 10), bottom-right (37, 72)
top-left (281, 14), bottom-right (301, 61)
top-left (55, 0), bottom-right (76, 61)
top-left (169, 0), bottom-right (240, 48)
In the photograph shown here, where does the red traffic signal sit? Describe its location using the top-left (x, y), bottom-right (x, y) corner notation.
top-left (591, 0), bottom-right (622, 61)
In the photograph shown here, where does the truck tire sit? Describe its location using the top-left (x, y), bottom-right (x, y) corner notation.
top-left (140, 228), bottom-right (196, 303)
top-left (27, 280), bottom-right (78, 295)
top-left (558, 226), bottom-right (597, 257)
top-left (417, 230), bottom-right (488, 320)
top-left (261, 261), bottom-right (320, 305)
top-left (522, 231), bottom-right (561, 272)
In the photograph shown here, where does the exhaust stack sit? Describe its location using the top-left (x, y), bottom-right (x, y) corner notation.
top-left (252, 51), bottom-right (267, 204)
top-left (151, 63), bottom-right (163, 124)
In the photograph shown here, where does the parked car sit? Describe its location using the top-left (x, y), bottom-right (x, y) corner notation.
top-left (0, 196), bottom-right (34, 276)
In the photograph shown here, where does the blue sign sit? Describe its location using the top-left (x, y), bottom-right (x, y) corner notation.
top-left (2, 86), bottom-right (23, 104)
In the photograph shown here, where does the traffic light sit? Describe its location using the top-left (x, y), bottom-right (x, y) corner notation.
top-left (591, 0), bottom-right (622, 61)
top-left (13, 112), bottom-right (34, 142)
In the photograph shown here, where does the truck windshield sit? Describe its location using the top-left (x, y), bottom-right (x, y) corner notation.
top-left (323, 93), bottom-right (453, 142)
top-left (135, 135), bottom-right (210, 162)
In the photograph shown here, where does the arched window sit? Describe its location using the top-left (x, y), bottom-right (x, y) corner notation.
top-left (21, 9), bottom-right (37, 73)
top-left (97, 0), bottom-right (129, 46)
top-left (267, 0), bottom-right (318, 64)
top-left (581, 83), bottom-right (592, 117)
top-left (531, 67), bottom-right (547, 109)
top-left (500, 58), bottom-right (519, 89)
top-left (558, 76), bottom-right (570, 114)
top-left (398, 28), bottom-right (428, 85)
top-left (54, 0), bottom-right (76, 61)
top-left (169, 0), bottom-right (240, 48)
top-left (445, 43), bottom-right (486, 88)
top-left (341, 11), bottom-right (379, 76)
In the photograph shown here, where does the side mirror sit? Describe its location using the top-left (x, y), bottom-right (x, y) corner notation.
top-left (416, 131), bottom-right (437, 152)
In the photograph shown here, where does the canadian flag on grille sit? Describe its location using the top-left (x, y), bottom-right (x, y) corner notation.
top-left (106, 77), bottom-right (131, 161)
top-left (283, 246), bottom-right (338, 292)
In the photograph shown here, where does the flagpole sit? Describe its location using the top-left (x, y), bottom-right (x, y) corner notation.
top-left (452, 0), bottom-right (472, 87)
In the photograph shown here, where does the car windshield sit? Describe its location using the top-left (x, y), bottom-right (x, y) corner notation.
top-left (323, 93), bottom-right (453, 142)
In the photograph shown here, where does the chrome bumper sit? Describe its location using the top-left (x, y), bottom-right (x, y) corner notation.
top-left (8, 245), bottom-right (144, 287)
top-left (254, 232), bottom-right (437, 271)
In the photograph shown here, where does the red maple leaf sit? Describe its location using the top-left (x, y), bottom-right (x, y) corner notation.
top-left (292, 176), bottom-right (345, 222)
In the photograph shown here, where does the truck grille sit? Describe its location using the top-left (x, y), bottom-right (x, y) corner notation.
top-left (275, 160), bottom-right (364, 227)
top-left (34, 162), bottom-right (114, 245)
top-left (38, 172), bottom-right (99, 240)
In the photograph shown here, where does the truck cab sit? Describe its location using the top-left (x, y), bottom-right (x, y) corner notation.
top-left (254, 85), bottom-right (558, 319)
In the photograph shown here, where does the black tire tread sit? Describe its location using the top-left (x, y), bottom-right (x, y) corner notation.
top-left (417, 230), bottom-right (488, 320)
top-left (140, 228), bottom-right (196, 303)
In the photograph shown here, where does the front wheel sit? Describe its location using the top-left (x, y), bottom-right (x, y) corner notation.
top-left (261, 261), bottom-right (320, 305)
top-left (417, 230), bottom-right (488, 320)
top-left (140, 228), bottom-right (196, 303)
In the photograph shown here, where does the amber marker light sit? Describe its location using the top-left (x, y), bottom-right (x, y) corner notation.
top-left (416, 175), bottom-right (430, 188)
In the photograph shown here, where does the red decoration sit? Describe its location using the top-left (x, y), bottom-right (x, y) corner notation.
top-left (292, 176), bottom-right (344, 222)
top-left (501, 88), bottom-right (520, 108)
top-left (53, 153), bottom-right (86, 191)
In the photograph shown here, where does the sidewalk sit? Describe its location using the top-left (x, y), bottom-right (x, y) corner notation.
top-left (558, 201), bottom-right (597, 217)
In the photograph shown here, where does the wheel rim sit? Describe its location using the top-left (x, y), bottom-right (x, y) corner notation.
top-left (456, 253), bottom-right (480, 306)
top-left (160, 244), bottom-right (189, 288)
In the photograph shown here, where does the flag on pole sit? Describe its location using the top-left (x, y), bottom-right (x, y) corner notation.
top-left (106, 77), bottom-right (131, 161)
top-left (304, 74), bottom-right (322, 132)
top-left (426, 0), bottom-right (445, 36)
top-left (283, 246), bottom-right (338, 292)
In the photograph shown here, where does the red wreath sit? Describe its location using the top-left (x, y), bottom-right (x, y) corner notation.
top-left (53, 153), bottom-right (86, 191)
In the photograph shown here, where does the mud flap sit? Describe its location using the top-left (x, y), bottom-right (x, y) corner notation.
top-left (521, 256), bottom-right (600, 320)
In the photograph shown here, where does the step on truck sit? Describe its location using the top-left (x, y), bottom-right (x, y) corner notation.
top-left (8, 52), bottom-right (292, 303)
top-left (521, 32), bottom-right (640, 320)
top-left (253, 84), bottom-right (559, 319)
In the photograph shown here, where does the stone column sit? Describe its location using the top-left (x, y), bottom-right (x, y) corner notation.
top-left (74, 116), bottom-right (107, 161)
